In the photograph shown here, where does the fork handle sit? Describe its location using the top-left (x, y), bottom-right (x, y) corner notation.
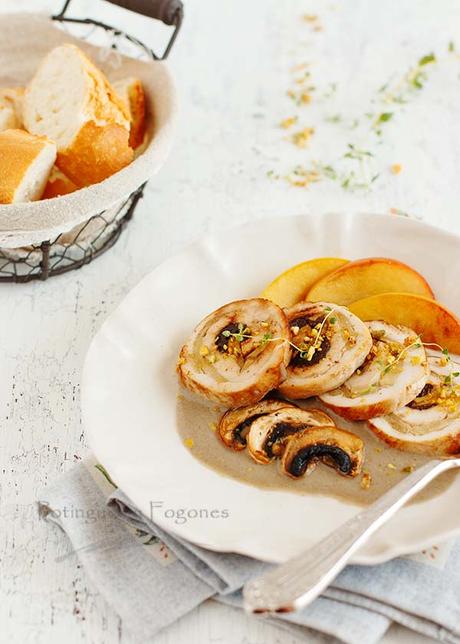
top-left (243, 458), bottom-right (456, 614)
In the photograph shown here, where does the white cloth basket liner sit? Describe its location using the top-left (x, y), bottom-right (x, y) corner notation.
top-left (0, 13), bottom-right (177, 248)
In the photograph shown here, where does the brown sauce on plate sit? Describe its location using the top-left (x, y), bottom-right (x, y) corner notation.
top-left (176, 395), bottom-right (457, 506)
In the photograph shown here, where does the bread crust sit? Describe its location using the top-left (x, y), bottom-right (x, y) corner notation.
top-left (24, 44), bottom-right (133, 188)
top-left (42, 166), bottom-right (78, 199)
top-left (113, 77), bottom-right (146, 149)
top-left (0, 129), bottom-right (55, 204)
top-left (57, 120), bottom-right (133, 187)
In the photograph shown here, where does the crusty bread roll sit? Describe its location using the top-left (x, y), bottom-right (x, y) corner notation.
top-left (42, 165), bottom-right (78, 200)
top-left (23, 44), bottom-right (133, 188)
top-left (113, 77), bottom-right (146, 149)
top-left (0, 129), bottom-right (56, 204)
top-left (0, 87), bottom-right (24, 132)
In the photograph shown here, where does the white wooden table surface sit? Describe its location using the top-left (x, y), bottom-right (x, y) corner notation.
top-left (1, 0), bottom-right (459, 642)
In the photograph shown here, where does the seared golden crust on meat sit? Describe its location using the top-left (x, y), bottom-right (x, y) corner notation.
top-left (177, 298), bottom-right (291, 408)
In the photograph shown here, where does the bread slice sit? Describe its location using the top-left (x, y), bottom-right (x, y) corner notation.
top-left (23, 44), bottom-right (133, 188)
top-left (0, 129), bottom-right (56, 204)
top-left (113, 77), bottom-right (146, 149)
top-left (0, 87), bottom-right (24, 132)
top-left (42, 165), bottom-right (78, 200)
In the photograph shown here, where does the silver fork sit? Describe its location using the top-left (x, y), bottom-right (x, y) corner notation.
top-left (243, 457), bottom-right (460, 614)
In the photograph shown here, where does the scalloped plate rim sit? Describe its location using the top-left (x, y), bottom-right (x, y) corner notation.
top-left (82, 212), bottom-right (460, 564)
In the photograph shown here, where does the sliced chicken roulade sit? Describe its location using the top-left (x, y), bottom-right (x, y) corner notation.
top-left (278, 301), bottom-right (372, 399)
top-left (177, 298), bottom-right (291, 408)
top-left (368, 352), bottom-right (460, 455)
top-left (320, 321), bottom-right (429, 421)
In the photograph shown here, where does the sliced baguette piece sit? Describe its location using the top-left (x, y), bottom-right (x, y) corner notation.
top-left (42, 165), bottom-right (78, 200)
top-left (113, 77), bottom-right (146, 149)
top-left (0, 88), bottom-right (24, 131)
top-left (23, 44), bottom-right (133, 188)
top-left (0, 129), bottom-right (56, 204)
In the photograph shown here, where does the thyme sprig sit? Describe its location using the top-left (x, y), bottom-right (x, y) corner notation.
top-left (422, 343), bottom-right (460, 389)
top-left (380, 340), bottom-right (422, 376)
top-left (222, 308), bottom-right (337, 362)
top-left (352, 339), bottom-right (422, 396)
top-left (353, 340), bottom-right (460, 398)
top-left (222, 329), bottom-right (306, 356)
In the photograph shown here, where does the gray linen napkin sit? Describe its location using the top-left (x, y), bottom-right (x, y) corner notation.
top-left (38, 459), bottom-right (460, 644)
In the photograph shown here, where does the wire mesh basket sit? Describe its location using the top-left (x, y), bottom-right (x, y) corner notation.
top-left (0, 0), bottom-right (183, 282)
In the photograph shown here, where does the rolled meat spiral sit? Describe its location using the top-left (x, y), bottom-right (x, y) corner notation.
top-left (278, 301), bottom-right (372, 399)
top-left (177, 298), bottom-right (291, 407)
top-left (368, 352), bottom-right (460, 455)
top-left (320, 321), bottom-right (429, 420)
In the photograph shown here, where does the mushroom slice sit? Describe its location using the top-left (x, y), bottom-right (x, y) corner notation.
top-left (320, 321), bottom-right (429, 421)
top-left (281, 426), bottom-right (364, 478)
top-left (278, 301), bottom-right (372, 399)
top-left (177, 298), bottom-right (291, 408)
top-left (368, 352), bottom-right (460, 455)
top-left (247, 407), bottom-right (335, 464)
top-left (218, 398), bottom-right (297, 450)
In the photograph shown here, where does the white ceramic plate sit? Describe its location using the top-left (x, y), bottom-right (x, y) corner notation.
top-left (82, 213), bottom-right (460, 564)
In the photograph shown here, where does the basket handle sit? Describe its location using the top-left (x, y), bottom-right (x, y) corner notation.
top-left (104, 0), bottom-right (183, 27)
top-left (53, 0), bottom-right (183, 59)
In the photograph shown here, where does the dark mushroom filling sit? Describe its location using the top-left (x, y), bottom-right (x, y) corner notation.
top-left (215, 323), bottom-right (243, 353)
top-left (286, 444), bottom-right (352, 478)
top-left (407, 383), bottom-right (438, 410)
top-left (289, 316), bottom-right (331, 367)
top-left (263, 421), bottom-right (305, 458)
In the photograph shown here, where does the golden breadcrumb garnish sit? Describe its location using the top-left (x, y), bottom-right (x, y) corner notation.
top-left (299, 91), bottom-right (312, 104)
top-left (387, 463), bottom-right (396, 470)
top-left (184, 438), bottom-right (194, 449)
top-left (287, 89), bottom-right (312, 105)
top-left (402, 465), bottom-right (415, 473)
top-left (280, 116), bottom-right (298, 129)
top-left (291, 127), bottom-right (315, 148)
top-left (361, 471), bottom-right (372, 489)
top-left (302, 14), bottom-right (323, 31)
top-left (208, 422), bottom-right (217, 432)
top-left (285, 166), bottom-right (321, 187)
top-left (391, 163), bottom-right (402, 175)
top-left (199, 345), bottom-right (209, 356)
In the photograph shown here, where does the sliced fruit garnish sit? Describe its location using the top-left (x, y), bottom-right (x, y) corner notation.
top-left (306, 257), bottom-right (434, 306)
top-left (261, 257), bottom-right (348, 308)
top-left (349, 293), bottom-right (460, 354)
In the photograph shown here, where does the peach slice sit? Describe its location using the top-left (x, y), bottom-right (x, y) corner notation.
top-left (306, 257), bottom-right (434, 306)
top-left (261, 257), bottom-right (348, 308)
top-left (349, 293), bottom-right (460, 354)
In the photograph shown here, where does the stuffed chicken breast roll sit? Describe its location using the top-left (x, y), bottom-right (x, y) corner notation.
top-left (320, 321), bottom-right (429, 421)
top-left (278, 301), bottom-right (372, 399)
top-left (368, 352), bottom-right (460, 455)
top-left (177, 298), bottom-right (291, 407)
